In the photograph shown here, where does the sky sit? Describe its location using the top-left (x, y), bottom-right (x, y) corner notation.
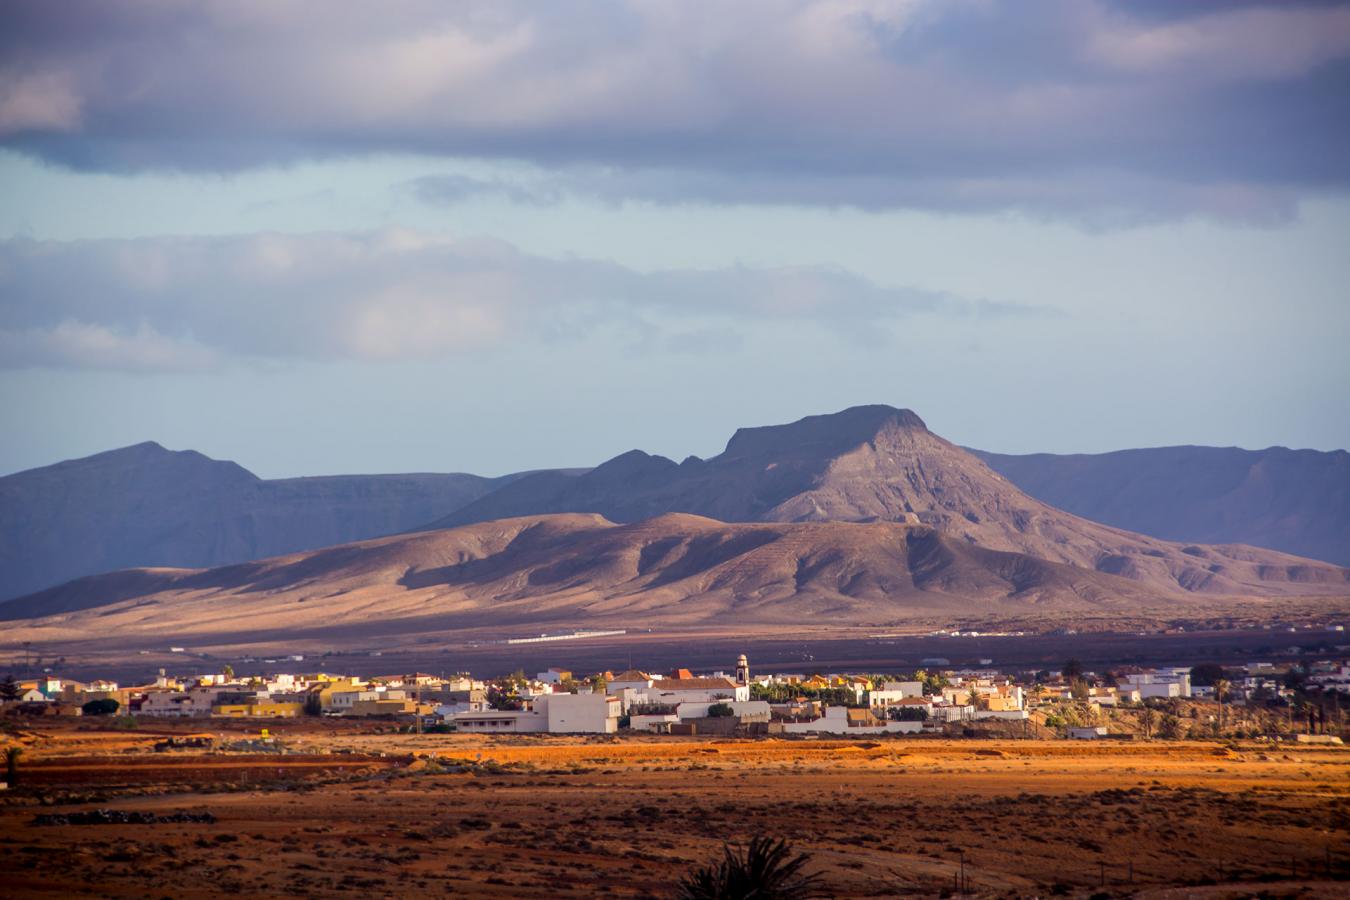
top-left (1, 0), bottom-right (1348, 479)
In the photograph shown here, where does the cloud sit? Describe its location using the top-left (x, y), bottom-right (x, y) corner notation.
top-left (0, 230), bottom-right (1041, 371)
top-left (2, 1), bottom-right (1347, 221)
top-left (404, 167), bottom-right (1303, 228)
top-left (0, 321), bottom-right (219, 372)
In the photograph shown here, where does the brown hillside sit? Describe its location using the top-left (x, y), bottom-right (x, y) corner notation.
top-left (4, 512), bottom-right (1345, 648)
top-left (428, 406), bottom-right (1350, 600)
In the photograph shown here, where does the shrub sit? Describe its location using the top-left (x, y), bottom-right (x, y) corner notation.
top-left (4, 745), bottom-right (20, 786)
top-left (676, 836), bottom-right (823, 900)
top-left (81, 698), bottom-right (120, 716)
top-left (707, 703), bottom-right (735, 718)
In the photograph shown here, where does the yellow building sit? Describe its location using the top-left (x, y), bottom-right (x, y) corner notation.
top-left (211, 701), bottom-right (305, 718)
top-left (347, 698), bottom-right (434, 717)
top-left (311, 678), bottom-right (367, 711)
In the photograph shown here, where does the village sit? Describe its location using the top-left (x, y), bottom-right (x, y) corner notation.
top-left (4, 652), bottom-right (1347, 743)
top-left (4, 652), bottom-right (1350, 896)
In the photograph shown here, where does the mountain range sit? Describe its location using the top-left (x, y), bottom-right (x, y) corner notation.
top-left (2, 406), bottom-right (1346, 646)
top-left (973, 445), bottom-right (1350, 567)
top-left (0, 441), bottom-right (522, 601)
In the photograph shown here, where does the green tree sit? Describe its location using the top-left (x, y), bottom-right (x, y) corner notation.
top-left (81, 698), bottom-right (120, 716)
top-left (221, 664), bottom-right (234, 680)
top-left (707, 703), bottom-right (734, 718)
top-left (676, 836), bottom-right (822, 900)
top-left (0, 676), bottom-right (19, 701)
top-left (304, 692), bottom-right (323, 716)
top-left (1062, 659), bottom-right (1085, 680)
top-left (1190, 663), bottom-right (1227, 688)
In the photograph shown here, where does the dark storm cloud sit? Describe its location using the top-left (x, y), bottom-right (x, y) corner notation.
top-left (2, 1), bottom-right (1348, 220)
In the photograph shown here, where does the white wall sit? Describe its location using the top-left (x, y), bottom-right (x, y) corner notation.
top-left (881, 681), bottom-right (924, 698)
top-left (675, 700), bottom-right (771, 721)
top-left (544, 693), bottom-right (619, 734)
top-left (780, 706), bottom-right (922, 735)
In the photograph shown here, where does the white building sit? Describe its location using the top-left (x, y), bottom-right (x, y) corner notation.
top-left (869, 682), bottom-right (925, 708)
top-left (452, 708), bottom-right (548, 733)
top-left (452, 693), bottom-right (619, 734)
top-left (433, 698), bottom-right (484, 717)
top-left (926, 703), bottom-right (975, 723)
top-left (1069, 726), bottom-right (1109, 740)
top-left (644, 676), bottom-right (748, 705)
top-left (780, 706), bottom-right (922, 735)
top-left (629, 713), bottom-right (680, 732)
top-left (545, 693), bottom-right (621, 733)
top-left (882, 680), bottom-right (925, 697)
top-left (1120, 670), bottom-right (1192, 698)
top-left (138, 691), bottom-right (199, 717)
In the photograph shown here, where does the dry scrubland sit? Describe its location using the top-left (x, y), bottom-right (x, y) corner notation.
top-left (2, 721), bottom-right (1349, 898)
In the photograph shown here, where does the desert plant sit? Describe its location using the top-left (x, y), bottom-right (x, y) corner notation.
top-left (1158, 714), bottom-right (1183, 740)
top-left (1140, 706), bottom-right (1157, 739)
top-left (1213, 679), bottom-right (1230, 733)
top-left (675, 836), bottom-right (823, 900)
top-left (4, 745), bottom-right (21, 786)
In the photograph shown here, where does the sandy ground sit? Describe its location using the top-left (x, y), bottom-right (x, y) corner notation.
top-left (3, 721), bottom-right (1349, 898)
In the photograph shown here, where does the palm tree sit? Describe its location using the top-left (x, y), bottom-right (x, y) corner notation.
top-left (1140, 706), bottom-right (1157, 740)
top-left (1213, 679), bottom-right (1230, 734)
top-left (676, 837), bottom-right (823, 899)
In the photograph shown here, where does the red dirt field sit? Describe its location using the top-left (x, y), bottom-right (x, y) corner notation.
top-left (3, 720), bottom-right (1350, 898)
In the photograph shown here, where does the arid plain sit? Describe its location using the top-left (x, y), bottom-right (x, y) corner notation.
top-left (3, 720), bottom-right (1349, 898)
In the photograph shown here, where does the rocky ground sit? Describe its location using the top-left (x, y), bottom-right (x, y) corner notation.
top-left (2, 721), bottom-right (1349, 897)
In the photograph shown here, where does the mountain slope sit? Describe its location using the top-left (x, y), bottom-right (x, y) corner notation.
top-left (425, 406), bottom-right (1347, 599)
top-left (0, 442), bottom-right (510, 600)
top-left (6, 512), bottom-right (1327, 646)
top-left (972, 446), bottom-right (1350, 566)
